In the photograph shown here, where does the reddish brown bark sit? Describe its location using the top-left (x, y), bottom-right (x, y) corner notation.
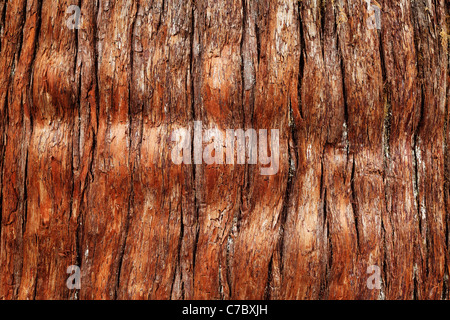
top-left (0, 0), bottom-right (449, 300)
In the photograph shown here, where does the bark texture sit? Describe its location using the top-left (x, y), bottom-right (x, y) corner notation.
top-left (0, 0), bottom-right (449, 300)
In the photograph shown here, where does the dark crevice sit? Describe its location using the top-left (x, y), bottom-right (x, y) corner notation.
top-left (0, 89), bottom-right (7, 250)
top-left (72, 0), bottom-right (92, 301)
top-left (413, 256), bottom-right (419, 300)
top-left (445, 101), bottom-right (449, 299)
top-left (275, 1), bottom-right (303, 286)
top-left (190, 166), bottom-right (200, 294)
top-left (254, 7), bottom-right (260, 65)
top-left (380, 36), bottom-right (391, 163)
top-left (221, 0), bottom-right (250, 300)
top-left (169, 0), bottom-right (190, 293)
top-left (218, 260), bottom-right (224, 300)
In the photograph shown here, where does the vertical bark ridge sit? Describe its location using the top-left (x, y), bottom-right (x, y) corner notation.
top-left (80, 0), bottom-right (136, 299)
top-left (379, 0), bottom-right (422, 299)
top-left (116, 0), bottom-right (196, 300)
top-left (279, 0), bottom-right (328, 300)
top-left (0, 0), bottom-right (7, 51)
top-left (73, 0), bottom-right (99, 300)
top-left (231, 0), bottom-right (297, 299)
top-left (17, 0), bottom-right (79, 299)
top-left (335, 0), bottom-right (386, 300)
top-left (0, 0), bottom-right (41, 299)
top-left (0, 0), bottom-right (449, 300)
top-left (191, 0), bottom-right (244, 300)
top-left (446, 0), bottom-right (450, 297)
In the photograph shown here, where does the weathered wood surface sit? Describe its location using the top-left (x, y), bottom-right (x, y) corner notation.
top-left (0, 0), bottom-right (449, 299)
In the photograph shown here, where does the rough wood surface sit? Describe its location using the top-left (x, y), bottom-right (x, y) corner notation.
top-left (0, 0), bottom-right (449, 299)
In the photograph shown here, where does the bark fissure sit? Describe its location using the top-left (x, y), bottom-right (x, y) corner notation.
top-left (18, 0), bottom-right (41, 299)
top-left (114, 0), bottom-right (140, 299)
top-left (190, 3), bottom-right (200, 294)
top-left (350, 152), bottom-right (359, 250)
top-left (0, 0), bottom-right (7, 51)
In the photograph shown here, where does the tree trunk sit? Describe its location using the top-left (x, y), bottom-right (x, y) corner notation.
top-left (0, 0), bottom-right (449, 300)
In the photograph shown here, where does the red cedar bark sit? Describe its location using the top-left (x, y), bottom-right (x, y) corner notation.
top-left (0, 0), bottom-right (449, 300)
top-left (117, 0), bottom-right (195, 299)
top-left (22, 0), bottom-right (79, 300)
top-left (232, 0), bottom-right (295, 299)
top-left (379, 0), bottom-right (421, 300)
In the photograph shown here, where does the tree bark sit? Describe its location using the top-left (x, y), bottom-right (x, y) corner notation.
top-left (0, 0), bottom-right (449, 300)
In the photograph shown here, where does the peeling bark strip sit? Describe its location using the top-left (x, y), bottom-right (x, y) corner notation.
top-left (0, 0), bottom-right (449, 300)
